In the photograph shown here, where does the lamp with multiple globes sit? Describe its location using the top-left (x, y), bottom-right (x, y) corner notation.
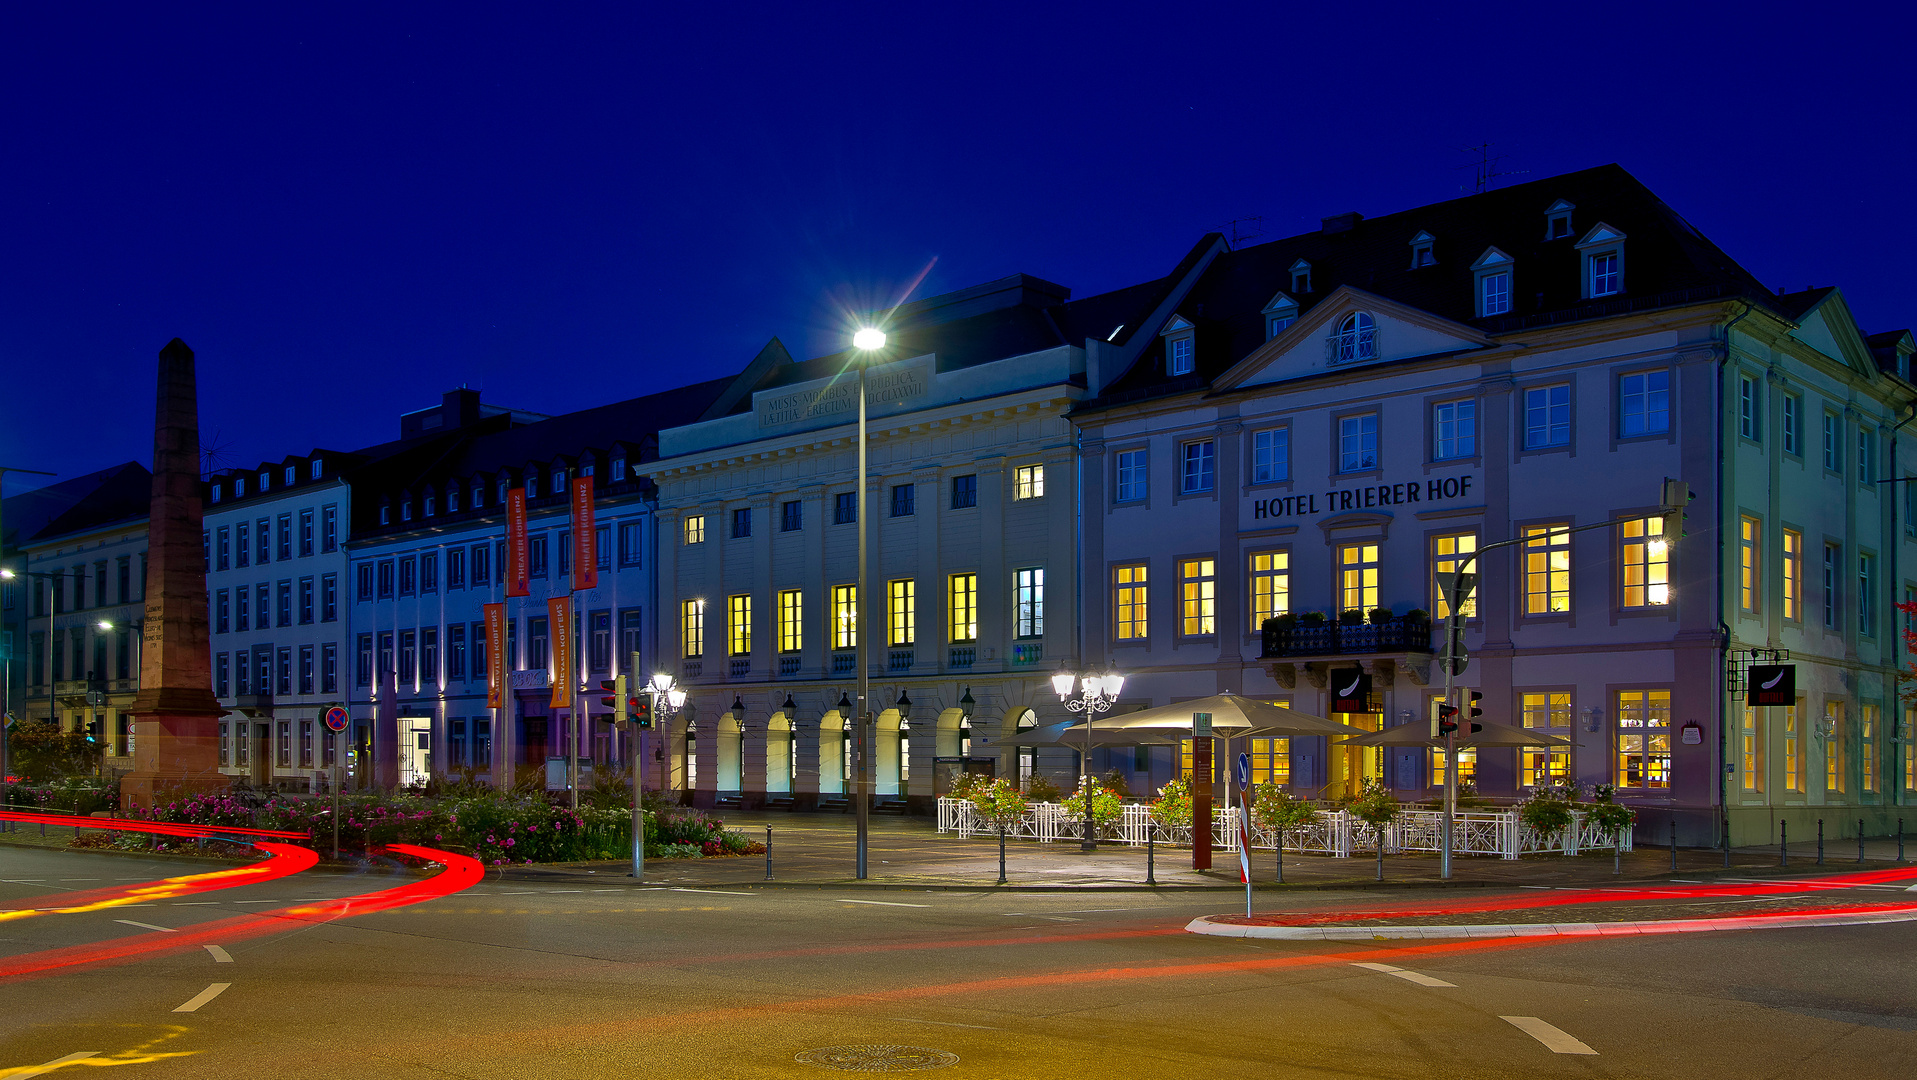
top-left (1051, 665), bottom-right (1124, 852)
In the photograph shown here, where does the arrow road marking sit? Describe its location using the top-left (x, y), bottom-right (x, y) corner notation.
top-left (203, 945), bottom-right (233, 963)
top-left (173, 982), bottom-right (231, 1013)
top-left (1502, 1016), bottom-right (1597, 1055)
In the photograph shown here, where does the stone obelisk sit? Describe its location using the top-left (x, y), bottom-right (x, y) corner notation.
top-left (124, 338), bottom-right (228, 807)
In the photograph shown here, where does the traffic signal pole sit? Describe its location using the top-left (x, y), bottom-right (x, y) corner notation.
top-left (1432, 482), bottom-right (1689, 879)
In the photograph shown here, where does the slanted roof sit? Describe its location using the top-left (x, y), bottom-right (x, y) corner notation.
top-left (23, 463), bottom-right (153, 544)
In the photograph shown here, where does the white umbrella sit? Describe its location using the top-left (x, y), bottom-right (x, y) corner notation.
top-left (1066, 691), bottom-right (1373, 739)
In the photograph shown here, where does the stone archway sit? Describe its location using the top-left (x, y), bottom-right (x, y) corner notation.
top-left (765, 711), bottom-right (793, 794)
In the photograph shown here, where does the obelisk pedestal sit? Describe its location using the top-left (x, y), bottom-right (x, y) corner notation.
top-left (124, 338), bottom-right (228, 807)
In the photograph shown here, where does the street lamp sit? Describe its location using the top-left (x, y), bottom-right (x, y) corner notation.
top-left (850, 326), bottom-right (887, 879)
top-left (1051, 664), bottom-right (1125, 852)
top-left (647, 672), bottom-right (687, 798)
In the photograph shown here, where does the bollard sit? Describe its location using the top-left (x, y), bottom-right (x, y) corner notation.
top-left (1817, 819), bottom-right (1824, 865)
top-left (1275, 830), bottom-right (1283, 885)
top-left (1146, 830), bottom-right (1156, 886)
top-left (1614, 831), bottom-right (1622, 876)
top-left (1780, 819), bottom-right (1788, 867)
top-left (997, 824), bottom-right (1008, 886)
top-left (765, 825), bottom-right (773, 881)
top-left (1723, 819), bottom-right (1732, 868)
top-left (1376, 832), bottom-right (1385, 882)
top-left (1859, 819), bottom-right (1866, 865)
top-left (1670, 820), bottom-right (1678, 872)
top-left (1900, 819), bottom-right (1907, 864)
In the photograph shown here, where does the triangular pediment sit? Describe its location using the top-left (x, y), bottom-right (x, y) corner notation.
top-left (1788, 288), bottom-right (1878, 376)
top-left (1576, 222), bottom-right (1626, 248)
top-left (1215, 285), bottom-right (1497, 391)
top-left (1288, 258), bottom-right (1312, 274)
top-left (1408, 230), bottom-right (1435, 245)
top-left (1262, 291), bottom-right (1297, 315)
top-left (1159, 315), bottom-right (1193, 336)
top-left (1470, 245), bottom-right (1513, 270)
top-left (1544, 198), bottom-right (1575, 213)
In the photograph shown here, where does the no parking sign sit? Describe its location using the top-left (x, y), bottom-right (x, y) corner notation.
top-left (323, 706), bottom-right (349, 733)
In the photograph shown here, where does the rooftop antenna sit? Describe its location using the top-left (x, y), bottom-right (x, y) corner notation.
top-left (199, 429), bottom-right (239, 480)
top-left (1457, 143), bottom-right (1527, 194)
top-left (1216, 215), bottom-right (1266, 248)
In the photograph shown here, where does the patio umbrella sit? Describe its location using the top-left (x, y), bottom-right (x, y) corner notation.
top-left (1062, 691), bottom-right (1373, 740)
top-left (1340, 718), bottom-right (1575, 748)
top-left (990, 722), bottom-right (1183, 748)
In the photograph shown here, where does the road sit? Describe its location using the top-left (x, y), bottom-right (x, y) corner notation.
top-left (1, 845), bottom-right (1913, 1078)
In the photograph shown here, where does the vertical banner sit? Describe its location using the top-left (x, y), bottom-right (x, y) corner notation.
top-left (505, 488), bottom-right (531, 597)
top-left (548, 595), bottom-right (574, 710)
top-left (484, 603), bottom-right (507, 709)
top-left (572, 475), bottom-right (598, 590)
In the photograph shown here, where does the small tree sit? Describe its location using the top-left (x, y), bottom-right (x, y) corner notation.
top-left (1062, 779), bottom-right (1123, 839)
top-left (1251, 786), bottom-right (1318, 882)
top-left (1349, 779), bottom-right (1399, 879)
top-left (1584, 782), bottom-right (1636, 853)
top-left (1150, 777), bottom-right (1193, 829)
top-left (969, 778), bottom-right (1028, 885)
top-left (1518, 784), bottom-right (1577, 851)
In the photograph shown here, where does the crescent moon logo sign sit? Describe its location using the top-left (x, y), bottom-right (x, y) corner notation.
top-left (1338, 675), bottom-right (1362, 697)
top-left (1760, 669), bottom-right (1786, 690)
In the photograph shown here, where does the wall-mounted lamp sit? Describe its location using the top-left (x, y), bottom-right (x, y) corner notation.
top-left (782, 694), bottom-right (797, 712)
top-left (1583, 707), bottom-right (1603, 733)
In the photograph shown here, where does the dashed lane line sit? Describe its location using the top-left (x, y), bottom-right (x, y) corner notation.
top-left (668, 888), bottom-right (756, 896)
top-left (9, 1051), bottom-right (100, 1078)
top-left (1350, 962), bottom-right (1457, 988)
top-left (172, 983), bottom-right (231, 1014)
top-left (203, 945), bottom-right (233, 963)
top-left (1502, 1016), bottom-right (1597, 1055)
top-left (113, 920), bottom-right (177, 933)
top-left (833, 899), bottom-right (931, 908)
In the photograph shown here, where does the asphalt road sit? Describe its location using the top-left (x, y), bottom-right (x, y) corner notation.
top-left (2, 846), bottom-right (1913, 1078)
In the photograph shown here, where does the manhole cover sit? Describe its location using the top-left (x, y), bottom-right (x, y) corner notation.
top-left (794, 1045), bottom-right (960, 1072)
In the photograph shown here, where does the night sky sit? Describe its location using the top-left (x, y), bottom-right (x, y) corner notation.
top-left (3, 4), bottom-right (1911, 492)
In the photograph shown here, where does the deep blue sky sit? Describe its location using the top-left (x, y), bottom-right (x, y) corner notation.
top-left (3, 3), bottom-right (1912, 492)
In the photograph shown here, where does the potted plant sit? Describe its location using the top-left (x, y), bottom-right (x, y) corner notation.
top-left (1298, 610), bottom-right (1328, 627)
top-left (969, 778), bottom-right (1029, 885)
top-left (1518, 785), bottom-right (1576, 854)
top-left (1339, 608), bottom-right (1366, 626)
top-left (1367, 606), bottom-right (1393, 626)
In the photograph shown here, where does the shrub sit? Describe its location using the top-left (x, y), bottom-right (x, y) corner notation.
top-left (1584, 800), bottom-right (1635, 833)
top-left (1062, 780), bottom-right (1123, 827)
top-left (1339, 609), bottom-right (1366, 626)
top-left (946, 772), bottom-right (984, 800)
top-left (1298, 611), bottom-right (1328, 627)
top-left (1518, 792), bottom-right (1575, 837)
top-left (1150, 777), bottom-right (1193, 827)
top-left (969, 778), bottom-right (1029, 829)
top-left (1100, 770), bottom-right (1131, 799)
top-left (1266, 612), bottom-right (1299, 630)
top-left (1251, 787), bottom-right (1317, 833)
top-left (1405, 608), bottom-right (1429, 621)
top-left (1023, 775), bottom-right (1063, 802)
top-left (1348, 780), bottom-right (1399, 834)
top-left (1367, 607), bottom-right (1393, 625)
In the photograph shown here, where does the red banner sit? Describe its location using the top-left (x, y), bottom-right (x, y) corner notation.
top-left (484, 603), bottom-right (507, 709)
top-left (571, 475), bottom-right (597, 590)
top-left (548, 595), bottom-right (574, 710)
top-left (505, 488), bottom-right (530, 597)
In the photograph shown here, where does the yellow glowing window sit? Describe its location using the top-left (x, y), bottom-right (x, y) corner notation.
top-left (777, 589), bottom-right (803, 653)
top-left (887, 579), bottom-right (915, 646)
top-left (727, 594), bottom-right (751, 656)
top-left (1432, 534), bottom-right (1478, 618)
top-left (1339, 543), bottom-right (1379, 613)
top-left (948, 574), bottom-right (977, 643)
top-left (1180, 559), bottom-right (1215, 636)
top-left (681, 599), bottom-right (705, 659)
top-left (1249, 551), bottom-right (1289, 631)
top-left (831, 585), bottom-right (858, 650)
top-left (683, 515), bottom-right (705, 545)
top-left (1114, 564), bottom-right (1148, 640)
top-left (1524, 525), bottom-right (1572, 614)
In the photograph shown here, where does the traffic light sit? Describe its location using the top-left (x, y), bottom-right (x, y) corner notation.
top-left (632, 691), bottom-right (654, 729)
top-left (1659, 478), bottom-right (1692, 544)
top-left (1433, 702), bottom-right (1459, 738)
top-left (1468, 691), bottom-right (1484, 734)
top-left (84, 719), bottom-right (101, 744)
top-left (599, 675), bottom-right (627, 727)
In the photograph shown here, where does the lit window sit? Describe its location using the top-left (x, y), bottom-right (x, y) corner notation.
top-left (1740, 706), bottom-right (1763, 793)
top-left (1521, 692), bottom-right (1572, 786)
top-left (778, 589), bottom-right (803, 653)
top-left (681, 599), bottom-right (705, 659)
top-left (1523, 524), bottom-right (1572, 614)
top-left (1338, 414), bottom-right (1378, 472)
top-left (1524, 384), bottom-right (1571, 448)
top-left (1739, 516), bottom-right (1759, 614)
top-left (1782, 529), bottom-right (1801, 620)
top-left (1180, 441), bottom-right (1215, 493)
top-left (1249, 552), bottom-right (1289, 631)
top-left (1615, 689), bottom-right (1671, 789)
top-left (1621, 517), bottom-right (1669, 608)
top-left (1333, 312), bottom-right (1376, 364)
top-left (1014, 464), bottom-right (1045, 500)
top-left (1113, 564), bottom-right (1148, 640)
top-left (1619, 371), bottom-right (1669, 437)
top-left (1251, 429), bottom-right (1288, 483)
top-left (1825, 701), bottom-right (1845, 794)
top-left (1433, 400), bottom-right (1475, 460)
top-left (1432, 534), bottom-right (1478, 618)
top-left (832, 585), bottom-right (858, 650)
top-left (887, 579), bottom-right (915, 646)
top-left (727, 594), bottom-right (752, 656)
top-left (1338, 543), bottom-right (1379, 613)
top-left (1861, 704), bottom-right (1879, 794)
top-left (1180, 558), bottom-right (1215, 636)
top-left (1115, 449), bottom-right (1148, 502)
top-left (1785, 704), bottom-right (1803, 792)
top-left (1013, 567), bottom-right (1044, 638)
top-left (948, 574), bottom-right (978, 642)
top-left (684, 515), bottom-right (705, 545)
top-left (1249, 735), bottom-right (1291, 785)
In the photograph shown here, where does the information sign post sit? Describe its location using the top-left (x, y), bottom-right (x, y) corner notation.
top-left (323, 707), bottom-right (349, 859)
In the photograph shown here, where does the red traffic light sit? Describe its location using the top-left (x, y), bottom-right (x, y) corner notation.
top-left (598, 680), bottom-right (619, 712)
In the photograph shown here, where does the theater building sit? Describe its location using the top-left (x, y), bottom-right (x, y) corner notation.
top-left (1065, 165), bottom-right (1916, 845)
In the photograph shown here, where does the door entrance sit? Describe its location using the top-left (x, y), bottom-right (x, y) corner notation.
top-left (400, 719), bottom-right (432, 787)
top-left (1328, 711), bottom-right (1383, 800)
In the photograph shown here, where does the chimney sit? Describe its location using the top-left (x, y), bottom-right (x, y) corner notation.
top-left (1321, 211), bottom-right (1363, 235)
top-left (443, 388), bottom-right (482, 429)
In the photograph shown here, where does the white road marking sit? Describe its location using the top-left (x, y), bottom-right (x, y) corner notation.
top-left (173, 902), bottom-right (221, 906)
top-left (172, 983), bottom-right (231, 1013)
top-left (669, 888), bottom-right (755, 896)
top-left (833, 899), bottom-right (930, 908)
top-left (204, 945), bottom-right (233, 963)
top-left (1054, 907), bottom-right (1146, 913)
top-left (114, 920), bottom-right (176, 933)
top-left (1502, 1016), bottom-right (1597, 1055)
top-left (234, 900), bottom-right (276, 904)
top-left (10, 1051), bottom-right (100, 1077)
top-left (1351, 962), bottom-right (1456, 987)
top-left (887, 1017), bottom-right (1002, 1030)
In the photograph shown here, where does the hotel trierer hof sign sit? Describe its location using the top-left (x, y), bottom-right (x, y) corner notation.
top-left (755, 354), bottom-right (935, 430)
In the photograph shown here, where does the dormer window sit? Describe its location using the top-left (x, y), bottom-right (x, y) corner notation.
top-left (472, 480), bottom-right (485, 508)
top-left (258, 472), bottom-right (270, 492)
top-left (1262, 293), bottom-right (1299, 340)
top-left (401, 499), bottom-right (413, 522)
top-left (1160, 315), bottom-right (1196, 377)
top-left (1289, 258), bottom-right (1313, 294)
top-left (610, 455), bottom-right (626, 482)
top-left (527, 471), bottom-right (541, 497)
top-left (581, 459), bottom-right (594, 477)
top-left (1576, 223), bottom-right (1627, 298)
top-left (497, 478), bottom-right (509, 504)
top-left (552, 467), bottom-right (567, 492)
top-left (1408, 231), bottom-right (1436, 268)
top-left (380, 502), bottom-right (391, 525)
top-left (284, 466), bottom-right (295, 486)
top-left (211, 484), bottom-right (223, 503)
top-left (311, 459), bottom-right (323, 480)
top-left (1471, 247), bottom-right (1515, 317)
top-left (1544, 198), bottom-right (1575, 240)
top-left (424, 492), bottom-right (436, 517)
top-left (446, 486), bottom-right (460, 513)
top-left (1330, 312), bottom-right (1377, 364)
top-left (234, 478), bottom-right (246, 498)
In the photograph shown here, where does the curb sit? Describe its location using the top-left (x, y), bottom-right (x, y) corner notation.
top-left (1186, 905), bottom-right (1917, 940)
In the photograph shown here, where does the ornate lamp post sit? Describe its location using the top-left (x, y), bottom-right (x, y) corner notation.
top-left (1051, 664), bottom-right (1124, 852)
top-left (646, 672), bottom-right (687, 795)
top-left (850, 327), bottom-right (886, 879)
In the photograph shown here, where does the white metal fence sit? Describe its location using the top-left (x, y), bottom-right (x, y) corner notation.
top-left (935, 799), bottom-right (1634, 860)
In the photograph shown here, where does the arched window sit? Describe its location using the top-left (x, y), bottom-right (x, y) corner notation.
top-left (684, 719), bottom-right (698, 792)
top-left (1016, 709), bottom-right (1037, 787)
top-left (1336, 312), bottom-right (1376, 363)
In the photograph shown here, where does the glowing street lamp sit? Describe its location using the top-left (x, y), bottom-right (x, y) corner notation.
top-left (1052, 665), bottom-right (1125, 852)
top-left (849, 326), bottom-right (886, 879)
